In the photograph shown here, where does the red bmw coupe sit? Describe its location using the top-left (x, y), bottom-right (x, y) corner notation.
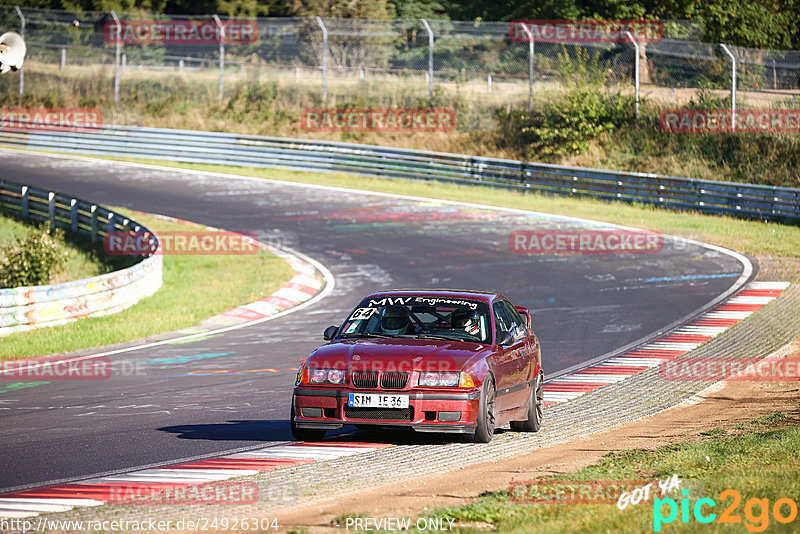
top-left (291, 290), bottom-right (543, 443)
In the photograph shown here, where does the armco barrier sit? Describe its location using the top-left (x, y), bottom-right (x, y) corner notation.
top-left (0, 124), bottom-right (799, 222)
top-left (0, 180), bottom-right (162, 336)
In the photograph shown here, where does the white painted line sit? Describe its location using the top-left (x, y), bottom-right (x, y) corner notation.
top-left (727, 296), bottom-right (776, 305)
top-left (0, 498), bottom-right (104, 507)
top-left (702, 311), bottom-right (753, 320)
top-left (0, 510), bottom-right (39, 518)
top-left (641, 342), bottom-right (703, 351)
top-left (603, 357), bottom-right (665, 367)
top-left (747, 281), bottom-right (790, 290)
top-left (548, 374), bottom-right (629, 383)
top-left (0, 502), bottom-right (75, 512)
top-left (273, 287), bottom-right (314, 302)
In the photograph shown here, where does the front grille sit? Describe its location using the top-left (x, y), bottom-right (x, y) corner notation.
top-left (344, 406), bottom-right (414, 421)
top-left (351, 370), bottom-right (379, 388)
top-left (380, 371), bottom-right (409, 390)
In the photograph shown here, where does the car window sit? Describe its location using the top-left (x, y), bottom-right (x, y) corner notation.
top-left (338, 296), bottom-right (492, 343)
top-left (502, 301), bottom-right (527, 340)
top-left (494, 300), bottom-right (525, 342)
top-left (493, 301), bottom-right (514, 336)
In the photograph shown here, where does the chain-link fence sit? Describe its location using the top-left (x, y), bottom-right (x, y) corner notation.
top-left (1, 6), bottom-right (799, 128)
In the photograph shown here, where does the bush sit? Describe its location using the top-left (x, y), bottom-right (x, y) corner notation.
top-left (0, 225), bottom-right (68, 288)
top-left (498, 88), bottom-right (635, 161)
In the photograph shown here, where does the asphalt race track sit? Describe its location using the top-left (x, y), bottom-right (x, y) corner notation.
top-left (0, 150), bottom-right (751, 492)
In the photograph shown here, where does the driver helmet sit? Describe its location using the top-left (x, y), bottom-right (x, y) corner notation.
top-left (451, 309), bottom-right (480, 336)
top-left (380, 305), bottom-right (411, 334)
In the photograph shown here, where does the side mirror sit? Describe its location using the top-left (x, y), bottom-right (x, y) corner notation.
top-left (496, 331), bottom-right (513, 347)
top-left (323, 325), bottom-right (338, 341)
top-left (515, 306), bottom-right (532, 329)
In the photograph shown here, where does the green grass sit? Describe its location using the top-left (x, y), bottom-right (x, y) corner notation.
top-left (0, 214), bottom-right (115, 286)
top-left (72, 156), bottom-right (800, 265)
top-left (407, 411), bottom-right (800, 533)
top-left (0, 209), bottom-right (295, 360)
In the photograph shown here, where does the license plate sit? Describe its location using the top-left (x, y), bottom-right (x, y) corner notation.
top-left (348, 393), bottom-right (409, 409)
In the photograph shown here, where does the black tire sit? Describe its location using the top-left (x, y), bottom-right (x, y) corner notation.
top-left (472, 375), bottom-right (496, 443)
top-left (510, 373), bottom-right (543, 433)
top-left (290, 398), bottom-right (327, 441)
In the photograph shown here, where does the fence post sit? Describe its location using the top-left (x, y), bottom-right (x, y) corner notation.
top-left (519, 23), bottom-right (534, 111)
top-left (70, 199), bottom-right (78, 232)
top-left (315, 16), bottom-right (328, 102)
top-left (48, 192), bottom-right (56, 230)
top-left (421, 19), bottom-right (434, 101)
top-left (90, 204), bottom-right (98, 244)
top-left (14, 6), bottom-right (24, 96)
top-left (213, 15), bottom-right (225, 102)
top-left (487, 74), bottom-right (492, 93)
top-left (110, 11), bottom-right (121, 103)
top-left (625, 31), bottom-right (640, 118)
top-left (720, 44), bottom-right (736, 132)
top-left (21, 185), bottom-right (29, 221)
top-left (60, 48), bottom-right (66, 70)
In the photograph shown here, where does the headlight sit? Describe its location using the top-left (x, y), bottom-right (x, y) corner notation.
top-left (328, 368), bottom-right (345, 384)
top-left (307, 368), bottom-right (346, 384)
top-left (419, 371), bottom-right (461, 387)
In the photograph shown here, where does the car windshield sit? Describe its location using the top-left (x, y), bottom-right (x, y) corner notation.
top-left (337, 295), bottom-right (491, 343)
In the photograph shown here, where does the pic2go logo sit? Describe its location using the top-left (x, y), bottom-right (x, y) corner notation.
top-left (654, 489), bottom-right (799, 532)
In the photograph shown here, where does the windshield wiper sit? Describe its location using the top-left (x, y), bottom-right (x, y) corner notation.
top-left (339, 332), bottom-right (399, 339)
top-left (413, 334), bottom-right (459, 341)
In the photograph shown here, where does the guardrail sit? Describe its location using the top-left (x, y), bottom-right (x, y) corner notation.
top-left (0, 180), bottom-right (162, 336)
top-left (1, 124), bottom-right (798, 223)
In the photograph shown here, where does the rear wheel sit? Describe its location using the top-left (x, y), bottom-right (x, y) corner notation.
top-left (472, 375), bottom-right (496, 443)
top-left (290, 397), bottom-right (327, 441)
top-left (510, 373), bottom-right (543, 432)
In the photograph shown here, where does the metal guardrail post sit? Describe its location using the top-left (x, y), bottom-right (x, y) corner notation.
top-left (90, 204), bottom-right (98, 243)
top-left (70, 198), bottom-right (78, 232)
top-left (315, 16), bottom-right (328, 102)
top-left (213, 15), bottom-right (225, 103)
top-left (519, 24), bottom-right (534, 111)
top-left (48, 192), bottom-right (56, 230)
top-left (21, 185), bottom-right (28, 221)
top-left (720, 44), bottom-right (737, 132)
top-left (421, 19), bottom-right (434, 101)
top-left (625, 31), bottom-right (640, 119)
top-left (14, 6), bottom-right (24, 96)
top-left (110, 11), bottom-right (121, 103)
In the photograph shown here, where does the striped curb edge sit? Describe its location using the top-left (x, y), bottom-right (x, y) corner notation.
top-left (543, 281), bottom-right (792, 406)
top-left (0, 280), bottom-right (789, 520)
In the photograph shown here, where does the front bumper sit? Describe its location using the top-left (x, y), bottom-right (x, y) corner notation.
top-left (293, 387), bottom-right (481, 434)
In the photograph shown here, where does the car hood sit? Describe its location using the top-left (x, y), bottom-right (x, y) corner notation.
top-left (308, 338), bottom-right (488, 374)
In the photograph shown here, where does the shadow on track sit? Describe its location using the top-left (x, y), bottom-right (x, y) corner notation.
top-left (157, 420), bottom-right (506, 445)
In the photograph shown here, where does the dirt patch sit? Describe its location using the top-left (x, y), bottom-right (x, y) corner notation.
top-left (277, 339), bottom-right (800, 532)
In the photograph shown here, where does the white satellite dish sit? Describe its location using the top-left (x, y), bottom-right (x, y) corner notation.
top-left (0, 31), bottom-right (26, 74)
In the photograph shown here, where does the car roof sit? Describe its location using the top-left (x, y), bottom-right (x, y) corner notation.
top-left (363, 289), bottom-right (503, 303)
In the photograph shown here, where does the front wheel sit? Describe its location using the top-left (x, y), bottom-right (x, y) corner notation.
top-left (510, 373), bottom-right (543, 433)
top-left (471, 375), bottom-right (496, 443)
top-left (290, 397), bottom-right (327, 441)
